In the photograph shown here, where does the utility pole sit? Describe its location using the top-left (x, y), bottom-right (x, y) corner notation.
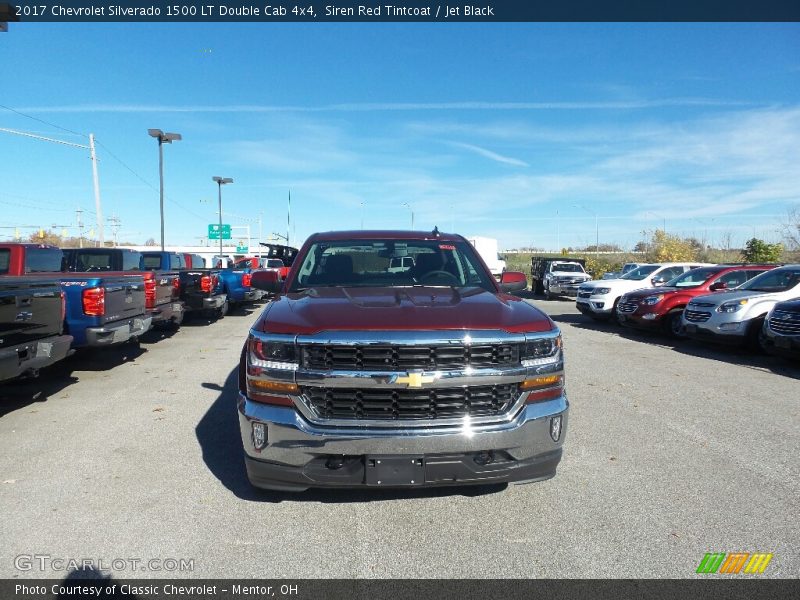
top-left (107, 214), bottom-right (121, 247)
top-left (76, 208), bottom-right (84, 248)
top-left (88, 134), bottom-right (104, 245)
top-left (0, 127), bottom-right (104, 246)
top-left (287, 190), bottom-right (291, 247)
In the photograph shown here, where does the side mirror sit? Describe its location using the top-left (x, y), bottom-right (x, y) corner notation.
top-left (651, 275), bottom-right (666, 286)
top-left (251, 270), bottom-right (282, 294)
top-left (709, 281), bottom-right (728, 291)
top-left (499, 271), bottom-right (527, 293)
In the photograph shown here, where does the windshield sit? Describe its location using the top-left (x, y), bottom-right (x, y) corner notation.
top-left (666, 267), bottom-right (723, 288)
top-left (291, 239), bottom-right (495, 291)
top-left (621, 265), bottom-right (660, 280)
top-left (552, 263), bottom-right (583, 273)
top-left (738, 267), bottom-right (800, 292)
top-left (266, 259), bottom-right (284, 268)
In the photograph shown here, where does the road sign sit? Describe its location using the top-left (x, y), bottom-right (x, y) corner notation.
top-left (236, 245), bottom-right (248, 253)
top-left (208, 224), bottom-right (231, 240)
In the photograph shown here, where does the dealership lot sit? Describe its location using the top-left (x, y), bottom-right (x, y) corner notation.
top-left (0, 300), bottom-right (797, 579)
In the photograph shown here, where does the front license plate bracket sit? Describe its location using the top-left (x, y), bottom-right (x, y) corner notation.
top-left (365, 455), bottom-right (425, 486)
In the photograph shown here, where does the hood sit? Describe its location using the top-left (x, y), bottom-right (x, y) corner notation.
top-left (255, 286), bottom-right (555, 334)
top-left (580, 278), bottom-right (653, 292)
top-left (689, 289), bottom-right (767, 306)
top-left (551, 270), bottom-right (590, 278)
top-left (773, 298), bottom-right (800, 313)
top-left (623, 286), bottom-right (699, 300)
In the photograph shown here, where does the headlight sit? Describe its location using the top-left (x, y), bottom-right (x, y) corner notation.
top-left (248, 337), bottom-right (298, 370)
top-left (521, 334), bottom-right (562, 367)
top-left (593, 287), bottom-right (611, 295)
top-left (717, 299), bottom-right (748, 313)
top-left (642, 294), bottom-right (664, 306)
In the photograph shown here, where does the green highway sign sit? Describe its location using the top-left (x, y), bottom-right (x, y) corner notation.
top-left (236, 245), bottom-right (248, 253)
top-left (208, 224), bottom-right (231, 240)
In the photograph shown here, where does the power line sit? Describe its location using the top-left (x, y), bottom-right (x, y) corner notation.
top-left (0, 103), bottom-right (85, 137)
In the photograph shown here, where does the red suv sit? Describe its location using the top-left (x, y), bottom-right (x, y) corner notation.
top-left (616, 264), bottom-right (776, 337)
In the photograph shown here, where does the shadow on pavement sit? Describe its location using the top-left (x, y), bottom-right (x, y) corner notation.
top-left (55, 566), bottom-right (136, 599)
top-left (0, 342), bottom-right (146, 416)
top-left (195, 367), bottom-right (508, 504)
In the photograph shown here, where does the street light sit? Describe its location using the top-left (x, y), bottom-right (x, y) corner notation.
top-left (147, 129), bottom-right (182, 251)
top-left (574, 204), bottom-right (599, 252)
top-left (402, 202), bottom-right (415, 229)
top-left (212, 176), bottom-right (234, 265)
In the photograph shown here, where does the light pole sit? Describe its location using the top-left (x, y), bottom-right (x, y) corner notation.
top-left (575, 205), bottom-right (599, 252)
top-left (360, 201), bottom-right (365, 229)
top-left (212, 176), bottom-right (234, 265)
top-left (402, 202), bottom-right (415, 229)
top-left (148, 129), bottom-right (182, 250)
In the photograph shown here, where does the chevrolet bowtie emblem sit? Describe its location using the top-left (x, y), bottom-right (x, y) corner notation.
top-left (395, 372), bottom-right (436, 388)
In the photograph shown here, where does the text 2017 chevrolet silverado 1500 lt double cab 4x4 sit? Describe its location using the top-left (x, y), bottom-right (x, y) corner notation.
top-left (0, 276), bottom-right (73, 382)
top-left (239, 230), bottom-right (568, 492)
top-left (1, 244), bottom-right (151, 349)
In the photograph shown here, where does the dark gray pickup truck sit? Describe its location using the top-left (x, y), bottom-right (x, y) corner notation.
top-left (0, 276), bottom-right (73, 382)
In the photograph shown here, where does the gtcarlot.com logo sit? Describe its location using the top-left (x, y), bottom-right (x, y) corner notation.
top-left (14, 554), bottom-right (195, 573)
top-left (696, 552), bottom-right (773, 574)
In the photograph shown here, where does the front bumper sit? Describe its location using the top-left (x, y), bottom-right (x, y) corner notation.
top-left (576, 296), bottom-right (613, 316)
top-left (548, 284), bottom-right (582, 297)
top-left (238, 393), bottom-right (568, 491)
top-left (681, 319), bottom-right (749, 344)
top-left (761, 330), bottom-right (800, 358)
top-left (0, 334), bottom-right (73, 381)
top-left (85, 316), bottom-right (152, 346)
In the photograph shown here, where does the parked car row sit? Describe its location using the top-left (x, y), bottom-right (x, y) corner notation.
top-left (551, 259), bottom-right (800, 359)
top-left (0, 243), bottom-right (268, 383)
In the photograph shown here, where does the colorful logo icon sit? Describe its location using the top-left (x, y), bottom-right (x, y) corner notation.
top-left (696, 552), bottom-right (773, 574)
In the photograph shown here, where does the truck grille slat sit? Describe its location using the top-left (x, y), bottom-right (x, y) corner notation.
top-left (768, 311), bottom-right (800, 335)
top-left (684, 309), bottom-right (711, 323)
top-left (301, 343), bottom-right (519, 371)
top-left (303, 384), bottom-right (518, 420)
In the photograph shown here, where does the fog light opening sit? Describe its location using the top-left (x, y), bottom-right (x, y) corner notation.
top-left (550, 416), bottom-right (562, 442)
top-left (474, 450), bottom-right (494, 466)
top-left (325, 456), bottom-right (345, 470)
top-left (252, 422), bottom-right (267, 450)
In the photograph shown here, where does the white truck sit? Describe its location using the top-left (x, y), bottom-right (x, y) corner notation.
top-left (682, 264), bottom-right (800, 348)
top-left (467, 237), bottom-right (506, 279)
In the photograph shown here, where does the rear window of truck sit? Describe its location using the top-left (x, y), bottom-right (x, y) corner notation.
top-left (25, 247), bottom-right (63, 273)
top-left (0, 249), bottom-right (9, 274)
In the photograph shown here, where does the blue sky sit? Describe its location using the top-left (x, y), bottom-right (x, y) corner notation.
top-left (1, 23), bottom-right (799, 250)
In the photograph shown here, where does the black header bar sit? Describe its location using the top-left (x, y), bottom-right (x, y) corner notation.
top-left (3, 1), bottom-right (800, 23)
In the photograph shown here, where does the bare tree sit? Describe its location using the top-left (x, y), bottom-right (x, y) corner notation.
top-left (781, 206), bottom-right (800, 250)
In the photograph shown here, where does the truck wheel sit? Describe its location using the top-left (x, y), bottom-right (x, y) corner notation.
top-left (663, 310), bottom-right (685, 338)
top-left (535, 281), bottom-right (545, 296)
top-left (611, 299), bottom-right (623, 325)
top-left (544, 283), bottom-right (552, 300)
top-left (216, 300), bottom-right (229, 319)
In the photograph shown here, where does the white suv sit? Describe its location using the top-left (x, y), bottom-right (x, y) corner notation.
top-left (682, 264), bottom-right (800, 347)
top-left (576, 262), bottom-right (712, 320)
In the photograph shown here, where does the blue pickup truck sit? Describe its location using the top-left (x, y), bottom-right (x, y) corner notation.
top-left (186, 254), bottom-right (258, 309)
top-left (0, 243), bottom-right (151, 349)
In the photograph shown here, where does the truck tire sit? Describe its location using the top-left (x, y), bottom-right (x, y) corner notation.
top-left (534, 280), bottom-right (545, 296)
top-left (544, 282), bottom-right (552, 300)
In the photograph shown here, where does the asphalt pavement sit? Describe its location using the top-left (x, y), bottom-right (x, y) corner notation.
top-left (1, 298), bottom-right (798, 578)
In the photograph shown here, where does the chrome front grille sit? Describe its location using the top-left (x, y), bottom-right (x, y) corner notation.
top-left (768, 310), bottom-right (800, 336)
top-left (577, 290), bottom-right (592, 299)
top-left (684, 309), bottom-right (712, 323)
top-left (302, 384), bottom-right (519, 421)
top-left (617, 297), bottom-right (639, 313)
top-left (300, 343), bottom-right (519, 371)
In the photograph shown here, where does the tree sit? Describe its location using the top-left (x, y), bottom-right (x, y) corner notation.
top-left (781, 206), bottom-right (800, 250)
top-left (639, 229), bottom-right (698, 262)
top-left (741, 238), bottom-right (783, 263)
top-left (145, 238), bottom-right (158, 246)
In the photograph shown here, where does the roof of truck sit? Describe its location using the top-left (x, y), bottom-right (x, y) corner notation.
top-left (307, 230), bottom-right (462, 242)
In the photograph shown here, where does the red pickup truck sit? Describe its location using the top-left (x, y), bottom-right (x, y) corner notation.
top-left (238, 230), bottom-right (568, 492)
